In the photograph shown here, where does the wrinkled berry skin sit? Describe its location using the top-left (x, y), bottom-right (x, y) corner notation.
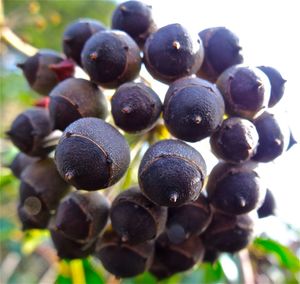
top-left (17, 50), bottom-right (64, 95)
top-left (154, 232), bottom-right (205, 274)
top-left (6, 107), bottom-right (53, 157)
top-left (216, 65), bottom-right (271, 119)
top-left (111, 82), bottom-right (162, 133)
top-left (20, 158), bottom-right (71, 211)
top-left (111, 1), bottom-right (156, 47)
top-left (81, 30), bottom-right (141, 88)
top-left (10, 153), bottom-right (38, 179)
top-left (138, 139), bottom-right (206, 207)
top-left (257, 189), bottom-right (276, 218)
top-left (163, 77), bottom-right (225, 142)
top-left (257, 66), bottom-right (286, 107)
top-left (110, 187), bottom-right (167, 244)
top-left (197, 27), bottom-right (243, 82)
top-left (202, 211), bottom-right (254, 253)
top-left (144, 23), bottom-right (204, 84)
top-left (210, 117), bottom-right (259, 163)
top-left (63, 19), bottom-right (106, 66)
top-left (252, 112), bottom-right (290, 162)
top-left (50, 229), bottom-right (97, 260)
top-left (206, 162), bottom-right (265, 215)
top-left (49, 78), bottom-right (108, 131)
top-left (95, 229), bottom-right (154, 278)
top-left (55, 117), bottom-right (130, 191)
top-left (166, 193), bottom-right (212, 244)
top-left (55, 191), bottom-right (110, 243)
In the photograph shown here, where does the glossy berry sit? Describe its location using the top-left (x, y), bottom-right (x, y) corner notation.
top-left (50, 229), bottom-right (97, 260)
top-left (6, 107), bottom-right (53, 157)
top-left (252, 111), bottom-right (289, 162)
top-left (257, 66), bottom-right (286, 107)
top-left (216, 65), bottom-right (271, 119)
top-left (210, 117), bottom-right (259, 163)
top-left (202, 211), bottom-right (254, 253)
top-left (110, 187), bottom-right (167, 244)
top-left (55, 191), bottom-right (110, 242)
top-left (144, 23), bottom-right (204, 84)
top-left (257, 189), bottom-right (276, 218)
top-left (17, 50), bottom-right (65, 95)
top-left (81, 30), bottom-right (141, 88)
top-left (111, 82), bottom-right (162, 133)
top-left (166, 193), bottom-right (212, 244)
top-left (206, 162), bottom-right (265, 215)
top-left (197, 27), bottom-right (243, 82)
top-left (10, 152), bottom-right (38, 179)
top-left (163, 77), bottom-right (225, 142)
top-left (55, 117), bottom-right (130, 190)
top-left (111, 1), bottom-right (156, 47)
top-left (95, 228), bottom-right (154, 278)
top-left (49, 78), bottom-right (108, 131)
top-left (19, 158), bottom-right (71, 211)
top-left (154, 232), bottom-right (205, 274)
top-left (62, 19), bottom-right (106, 66)
top-left (138, 139), bottom-right (206, 207)
top-left (18, 203), bottom-right (51, 230)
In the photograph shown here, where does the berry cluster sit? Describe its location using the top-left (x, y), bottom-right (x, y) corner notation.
top-left (8, 0), bottom-right (294, 280)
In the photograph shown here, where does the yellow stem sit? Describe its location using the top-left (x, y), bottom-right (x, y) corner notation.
top-left (70, 259), bottom-right (86, 284)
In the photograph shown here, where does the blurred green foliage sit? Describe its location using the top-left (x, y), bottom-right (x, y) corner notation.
top-left (3, 0), bottom-right (116, 51)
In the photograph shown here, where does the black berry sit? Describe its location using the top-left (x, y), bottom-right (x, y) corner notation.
top-left (6, 107), bottom-right (53, 157)
top-left (49, 78), bottom-right (108, 131)
top-left (197, 27), bottom-right (243, 82)
top-left (110, 187), bottom-right (167, 244)
top-left (163, 77), bottom-right (225, 142)
top-left (111, 82), bottom-right (162, 133)
top-left (81, 30), bottom-right (141, 88)
top-left (10, 152), bottom-right (38, 179)
top-left (63, 19), bottom-right (106, 66)
top-left (111, 1), bottom-right (156, 47)
top-left (216, 65), bottom-right (271, 119)
top-left (55, 117), bottom-right (130, 190)
top-left (138, 139), bottom-right (206, 207)
top-left (257, 189), bottom-right (276, 218)
top-left (144, 23), bottom-right (204, 84)
top-left (210, 117), bottom-right (259, 163)
top-left (17, 50), bottom-right (65, 95)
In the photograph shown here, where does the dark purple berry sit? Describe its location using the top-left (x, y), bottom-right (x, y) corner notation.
top-left (144, 23), bottom-right (204, 84)
top-left (252, 111), bottom-right (290, 162)
top-left (257, 189), bottom-right (276, 218)
top-left (6, 107), bottom-right (53, 157)
top-left (138, 139), bottom-right (206, 207)
top-left (17, 50), bottom-right (65, 95)
top-left (95, 228), bottom-right (154, 278)
top-left (210, 117), bottom-right (259, 163)
top-left (49, 78), bottom-right (108, 131)
top-left (81, 30), bottom-right (141, 88)
top-left (202, 248), bottom-right (220, 264)
top-left (202, 211), bottom-right (254, 253)
top-left (111, 1), bottom-right (156, 47)
top-left (62, 19), bottom-right (106, 66)
top-left (20, 158), bottom-right (71, 211)
top-left (206, 162), bottom-right (265, 215)
top-left (163, 77), bottom-right (225, 142)
top-left (10, 152), bottom-right (38, 179)
top-left (197, 27), bottom-right (243, 82)
top-left (50, 229), bottom-right (97, 260)
top-left (111, 82), bottom-right (162, 133)
top-left (55, 191), bottom-right (110, 242)
top-left (155, 232), bottom-right (205, 273)
top-left (55, 118), bottom-right (130, 191)
top-left (110, 187), bottom-right (167, 244)
top-left (216, 65), bottom-right (271, 119)
top-left (257, 66), bottom-right (286, 107)
top-left (166, 193), bottom-right (212, 244)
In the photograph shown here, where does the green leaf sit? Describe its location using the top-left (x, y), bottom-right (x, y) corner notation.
top-left (0, 218), bottom-right (17, 241)
top-left (252, 237), bottom-right (300, 273)
top-left (82, 258), bottom-right (105, 284)
top-left (55, 274), bottom-right (72, 284)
